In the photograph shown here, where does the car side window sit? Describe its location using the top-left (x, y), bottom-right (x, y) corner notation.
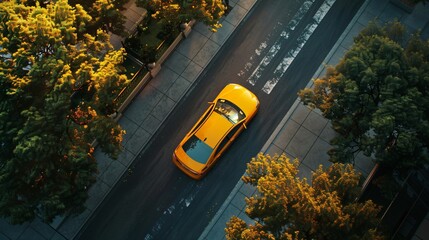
top-left (214, 137), bottom-right (229, 158)
top-left (214, 123), bottom-right (243, 157)
top-left (226, 122), bottom-right (242, 140)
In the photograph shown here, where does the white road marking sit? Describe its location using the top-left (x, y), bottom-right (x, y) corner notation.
top-left (241, 0), bottom-right (315, 84)
top-left (247, 31), bottom-right (287, 85)
top-left (262, 0), bottom-right (337, 94)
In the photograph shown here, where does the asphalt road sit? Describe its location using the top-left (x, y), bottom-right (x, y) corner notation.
top-left (78, 0), bottom-right (364, 239)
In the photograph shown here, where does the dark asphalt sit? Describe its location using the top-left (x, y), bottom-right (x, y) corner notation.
top-left (77, 0), bottom-right (364, 239)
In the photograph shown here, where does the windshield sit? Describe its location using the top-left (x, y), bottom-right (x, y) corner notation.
top-left (214, 99), bottom-right (245, 124)
top-left (182, 135), bottom-right (213, 164)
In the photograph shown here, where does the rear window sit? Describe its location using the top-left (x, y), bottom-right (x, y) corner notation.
top-left (182, 135), bottom-right (213, 164)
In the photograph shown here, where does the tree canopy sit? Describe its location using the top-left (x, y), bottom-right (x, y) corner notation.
top-left (25, 0), bottom-right (126, 36)
top-left (0, 0), bottom-right (128, 223)
top-left (225, 153), bottom-right (384, 240)
top-left (137, 0), bottom-right (226, 31)
top-left (299, 21), bottom-right (429, 170)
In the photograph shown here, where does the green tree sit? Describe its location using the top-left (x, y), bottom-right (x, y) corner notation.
top-left (298, 21), bottom-right (429, 170)
top-left (225, 153), bottom-right (384, 240)
top-left (137, 0), bottom-right (226, 31)
top-left (0, 0), bottom-right (128, 224)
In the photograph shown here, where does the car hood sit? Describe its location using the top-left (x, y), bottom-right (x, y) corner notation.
top-left (217, 84), bottom-right (259, 118)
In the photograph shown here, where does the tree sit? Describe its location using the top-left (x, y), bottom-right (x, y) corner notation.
top-left (225, 153), bottom-right (384, 240)
top-left (0, 0), bottom-right (128, 224)
top-left (298, 21), bottom-right (429, 170)
top-left (26, 0), bottom-right (127, 36)
top-left (137, 0), bottom-right (226, 32)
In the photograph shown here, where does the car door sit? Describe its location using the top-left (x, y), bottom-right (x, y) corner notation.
top-left (209, 122), bottom-right (245, 166)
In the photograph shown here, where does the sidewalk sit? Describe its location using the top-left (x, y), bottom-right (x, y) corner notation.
top-left (1, 0), bottom-right (428, 239)
top-left (198, 0), bottom-right (429, 239)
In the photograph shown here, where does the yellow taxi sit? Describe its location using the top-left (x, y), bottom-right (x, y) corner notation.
top-left (173, 83), bottom-right (259, 180)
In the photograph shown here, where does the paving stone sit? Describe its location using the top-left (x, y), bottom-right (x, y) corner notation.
top-left (123, 19), bottom-right (137, 33)
top-left (379, 3), bottom-right (406, 23)
top-left (225, 4), bottom-right (248, 27)
top-left (125, 127), bottom-right (151, 155)
top-left (123, 6), bottom-right (142, 23)
top-left (151, 95), bottom-right (176, 121)
top-left (100, 160), bottom-right (126, 188)
top-left (164, 52), bottom-right (191, 76)
top-left (181, 61), bottom-right (203, 83)
top-left (367, 0), bottom-right (389, 16)
top-left (210, 20), bottom-right (235, 45)
top-left (50, 233), bottom-right (67, 240)
top-left (118, 115), bottom-right (139, 145)
top-left (273, 120), bottom-right (300, 150)
top-left (166, 76), bottom-right (191, 102)
top-left (239, 182), bottom-right (256, 197)
top-left (30, 217), bottom-right (55, 239)
top-left (0, 219), bottom-right (28, 239)
top-left (403, 3), bottom-right (429, 30)
top-left (302, 111), bottom-right (328, 136)
top-left (340, 22), bottom-right (365, 49)
top-left (177, 30), bottom-right (209, 59)
top-left (326, 45), bottom-right (348, 66)
top-left (122, 85), bottom-right (163, 125)
top-left (236, 0), bottom-right (257, 10)
top-left (86, 180), bottom-right (110, 211)
top-left (94, 149), bottom-right (113, 177)
top-left (17, 227), bottom-right (45, 240)
top-left (302, 138), bottom-right (331, 170)
top-left (193, 22), bottom-right (214, 38)
top-left (264, 144), bottom-right (283, 157)
top-left (357, 9), bottom-right (377, 26)
top-left (290, 103), bottom-right (311, 124)
top-left (230, 192), bottom-right (247, 211)
top-left (193, 39), bottom-right (220, 68)
top-left (319, 122), bottom-right (337, 143)
top-left (57, 209), bottom-right (91, 240)
top-left (285, 126), bottom-right (317, 161)
top-left (117, 148), bottom-right (136, 168)
top-left (49, 215), bottom-right (65, 230)
top-left (149, 67), bottom-right (180, 94)
top-left (141, 114), bottom-right (162, 135)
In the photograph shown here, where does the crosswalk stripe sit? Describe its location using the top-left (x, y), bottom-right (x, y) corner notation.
top-left (262, 0), bottom-right (337, 94)
top-left (244, 0), bottom-right (315, 86)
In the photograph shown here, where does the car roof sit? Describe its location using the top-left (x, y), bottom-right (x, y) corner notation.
top-left (194, 111), bottom-right (232, 148)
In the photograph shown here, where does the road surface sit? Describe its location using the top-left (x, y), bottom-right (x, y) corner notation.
top-left (77, 0), bottom-right (364, 239)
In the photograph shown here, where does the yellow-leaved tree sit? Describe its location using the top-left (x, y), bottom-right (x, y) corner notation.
top-left (225, 153), bottom-right (384, 240)
top-left (0, 0), bottom-right (128, 224)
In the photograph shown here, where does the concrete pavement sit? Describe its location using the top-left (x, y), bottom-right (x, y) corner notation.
top-left (1, 0), bottom-right (428, 239)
